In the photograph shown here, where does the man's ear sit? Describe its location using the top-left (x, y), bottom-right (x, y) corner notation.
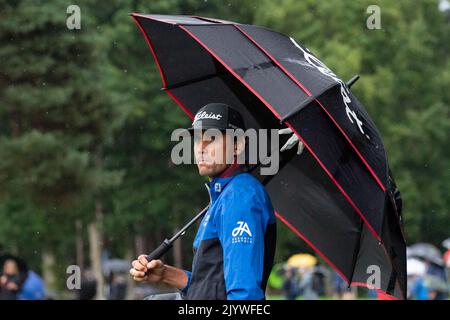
top-left (234, 136), bottom-right (245, 157)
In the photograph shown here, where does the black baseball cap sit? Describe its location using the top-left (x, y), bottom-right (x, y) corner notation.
top-left (187, 103), bottom-right (246, 132)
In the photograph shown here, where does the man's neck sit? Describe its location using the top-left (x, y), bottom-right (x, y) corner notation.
top-left (210, 163), bottom-right (240, 180)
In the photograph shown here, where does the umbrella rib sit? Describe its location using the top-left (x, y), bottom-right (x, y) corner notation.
top-left (162, 64), bottom-right (273, 91)
top-left (191, 16), bottom-right (220, 24)
top-left (280, 82), bottom-right (340, 122)
top-left (281, 78), bottom-right (359, 122)
top-left (131, 16), bottom-right (167, 88)
top-left (132, 16), bottom-right (195, 119)
top-left (162, 71), bottom-right (226, 91)
top-left (347, 219), bottom-right (364, 287)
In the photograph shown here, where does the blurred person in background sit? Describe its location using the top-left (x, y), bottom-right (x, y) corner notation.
top-left (17, 271), bottom-right (47, 300)
top-left (332, 270), bottom-right (347, 299)
top-left (282, 268), bottom-right (299, 300)
top-left (108, 273), bottom-right (127, 300)
top-left (0, 259), bottom-right (26, 300)
top-left (76, 269), bottom-right (97, 300)
top-left (424, 260), bottom-right (448, 300)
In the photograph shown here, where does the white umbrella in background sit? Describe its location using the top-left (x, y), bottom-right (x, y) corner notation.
top-left (442, 238), bottom-right (450, 250)
top-left (407, 258), bottom-right (426, 277)
top-left (407, 243), bottom-right (444, 266)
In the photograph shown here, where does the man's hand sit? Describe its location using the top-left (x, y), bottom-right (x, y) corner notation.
top-left (130, 254), bottom-right (189, 290)
top-left (6, 281), bottom-right (18, 291)
top-left (0, 275), bottom-right (7, 286)
top-left (130, 255), bottom-right (166, 283)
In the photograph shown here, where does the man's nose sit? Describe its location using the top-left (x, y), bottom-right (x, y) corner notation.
top-left (195, 139), bottom-right (208, 154)
top-left (197, 138), bottom-right (211, 149)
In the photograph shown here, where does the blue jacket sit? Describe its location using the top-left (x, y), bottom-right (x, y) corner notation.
top-left (182, 170), bottom-right (276, 300)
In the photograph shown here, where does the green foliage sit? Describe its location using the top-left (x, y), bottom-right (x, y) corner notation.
top-left (0, 0), bottom-right (124, 275)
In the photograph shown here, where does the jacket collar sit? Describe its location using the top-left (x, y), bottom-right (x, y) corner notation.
top-left (208, 164), bottom-right (245, 202)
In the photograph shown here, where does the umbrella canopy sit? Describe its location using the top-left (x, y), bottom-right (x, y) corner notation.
top-left (131, 13), bottom-right (406, 299)
top-left (287, 253), bottom-right (317, 269)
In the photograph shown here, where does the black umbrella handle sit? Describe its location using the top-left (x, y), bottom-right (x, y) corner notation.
top-left (146, 239), bottom-right (173, 263)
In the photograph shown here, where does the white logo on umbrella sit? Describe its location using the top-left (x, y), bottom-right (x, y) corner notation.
top-left (290, 37), bottom-right (370, 140)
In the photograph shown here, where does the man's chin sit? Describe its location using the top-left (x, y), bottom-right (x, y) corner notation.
top-left (197, 163), bottom-right (229, 178)
top-left (197, 164), bottom-right (213, 176)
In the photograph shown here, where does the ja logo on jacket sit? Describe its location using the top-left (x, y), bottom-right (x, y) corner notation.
top-left (232, 221), bottom-right (253, 244)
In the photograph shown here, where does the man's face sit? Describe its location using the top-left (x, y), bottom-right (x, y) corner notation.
top-left (194, 130), bottom-right (231, 177)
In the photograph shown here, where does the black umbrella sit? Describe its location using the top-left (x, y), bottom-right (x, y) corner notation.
top-left (131, 13), bottom-right (406, 299)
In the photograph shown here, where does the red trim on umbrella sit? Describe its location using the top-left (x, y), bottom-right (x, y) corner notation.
top-left (351, 282), bottom-right (400, 300)
top-left (132, 15), bottom-right (194, 120)
top-left (166, 89), bottom-right (194, 119)
top-left (284, 122), bottom-right (381, 241)
top-left (131, 16), bottom-right (167, 88)
top-left (233, 24), bottom-right (386, 193)
top-left (275, 211), bottom-right (350, 283)
top-left (278, 213), bottom-right (404, 299)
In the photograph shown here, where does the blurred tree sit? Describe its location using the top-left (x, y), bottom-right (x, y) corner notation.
top-left (0, 0), bottom-right (124, 295)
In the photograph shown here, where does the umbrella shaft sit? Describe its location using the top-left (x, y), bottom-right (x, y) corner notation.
top-left (169, 205), bottom-right (210, 243)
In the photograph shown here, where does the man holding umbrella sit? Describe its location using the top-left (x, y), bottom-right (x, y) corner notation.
top-left (130, 103), bottom-right (277, 300)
